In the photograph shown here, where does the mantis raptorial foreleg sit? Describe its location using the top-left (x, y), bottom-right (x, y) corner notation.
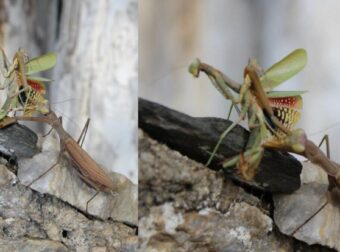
top-left (244, 65), bottom-right (290, 135)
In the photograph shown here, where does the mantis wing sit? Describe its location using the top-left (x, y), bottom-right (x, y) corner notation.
top-left (260, 49), bottom-right (307, 92)
top-left (266, 90), bottom-right (307, 98)
top-left (0, 49), bottom-right (10, 77)
top-left (27, 76), bottom-right (54, 82)
top-left (25, 53), bottom-right (57, 75)
top-left (268, 95), bottom-right (303, 129)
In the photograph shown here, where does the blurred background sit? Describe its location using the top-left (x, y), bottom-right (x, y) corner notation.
top-left (0, 0), bottom-right (137, 183)
top-left (140, 0), bottom-right (340, 162)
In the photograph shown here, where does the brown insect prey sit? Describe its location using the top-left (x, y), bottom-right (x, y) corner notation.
top-left (16, 110), bottom-right (116, 192)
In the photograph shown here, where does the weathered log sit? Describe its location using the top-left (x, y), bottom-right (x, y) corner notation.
top-left (139, 98), bottom-right (302, 193)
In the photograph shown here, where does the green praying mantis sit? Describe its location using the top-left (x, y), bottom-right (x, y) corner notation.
top-left (0, 49), bottom-right (56, 122)
top-left (189, 49), bottom-right (340, 187)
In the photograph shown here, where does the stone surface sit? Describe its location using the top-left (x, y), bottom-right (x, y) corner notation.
top-left (17, 132), bottom-right (138, 226)
top-left (0, 163), bottom-right (137, 251)
top-left (139, 202), bottom-right (289, 252)
top-left (139, 130), bottom-right (300, 252)
top-left (274, 162), bottom-right (340, 251)
top-left (0, 239), bottom-right (68, 252)
top-left (0, 123), bottom-right (39, 163)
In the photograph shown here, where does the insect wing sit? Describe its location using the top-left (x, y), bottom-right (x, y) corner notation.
top-left (25, 53), bottom-right (57, 75)
top-left (260, 49), bottom-right (307, 92)
top-left (266, 90), bottom-right (307, 98)
top-left (27, 79), bottom-right (46, 94)
top-left (27, 76), bottom-right (53, 82)
top-left (269, 95), bottom-right (302, 130)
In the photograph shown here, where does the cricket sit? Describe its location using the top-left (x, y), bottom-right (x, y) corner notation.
top-left (0, 49), bottom-right (116, 211)
top-left (189, 48), bottom-right (340, 187)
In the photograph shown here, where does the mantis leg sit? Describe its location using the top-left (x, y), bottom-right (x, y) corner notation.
top-left (301, 134), bottom-right (330, 162)
top-left (42, 126), bottom-right (54, 138)
top-left (21, 87), bottom-right (33, 113)
top-left (222, 146), bottom-right (264, 180)
top-left (0, 49), bottom-right (11, 88)
top-left (206, 101), bottom-right (248, 166)
top-left (86, 190), bottom-right (99, 213)
top-left (226, 103), bottom-right (234, 120)
top-left (318, 134), bottom-right (330, 159)
top-left (208, 75), bottom-right (241, 104)
top-left (27, 155), bottom-right (62, 187)
top-left (43, 116), bottom-right (62, 138)
top-left (245, 65), bottom-right (290, 135)
top-left (226, 103), bottom-right (241, 119)
top-left (77, 118), bottom-right (91, 147)
top-left (290, 195), bottom-right (328, 236)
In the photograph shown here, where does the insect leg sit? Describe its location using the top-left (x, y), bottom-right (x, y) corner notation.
top-left (318, 134), bottom-right (330, 159)
top-left (206, 101), bottom-right (248, 166)
top-left (77, 118), bottom-right (91, 147)
top-left (290, 199), bottom-right (328, 236)
top-left (42, 126), bottom-right (54, 138)
top-left (246, 65), bottom-right (290, 135)
top-left (27, 159), bottom-right (60, 187)
top-left (86, 190), bottom-right (99, 213)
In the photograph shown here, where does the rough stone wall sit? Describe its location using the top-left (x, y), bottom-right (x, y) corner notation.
top-left (139, 130), bottom-right (338, 252)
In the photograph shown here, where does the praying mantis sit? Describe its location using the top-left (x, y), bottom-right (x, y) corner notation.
top-left (0, 49), bottom-right (56, 122)
top-left (189, 49), bottom-right (340, 188)
top-left (0, 49), bottom-right (117, 211)
top-left (14, 111), bottom-right (117, 196)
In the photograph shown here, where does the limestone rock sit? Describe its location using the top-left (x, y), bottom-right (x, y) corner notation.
top-left (0, 239), bottom-right (68, 252)
top-left (139, 130), bottom-right (295, 251)
top-left (274, 162), bottom-right (340, 251)
top-left (0, 163), bottom-right (137, 251)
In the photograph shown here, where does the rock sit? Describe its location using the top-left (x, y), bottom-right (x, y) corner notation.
top-left (0, 123), bottom-right (39, 163)
top-left (274, 162), bottom-right (340, 251)
top-left (0, 239), bottom-right (68, 252)
top-left (0, 162), bottom-right (137, 251)
top-left (17, 132), bottom-right (138, 226)
top-left (0, 164), bottom-right (17, 186)
top-left (139, 130), bottom-right (298, 251)
top-left (139, 202), bottom-right (290, 252)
